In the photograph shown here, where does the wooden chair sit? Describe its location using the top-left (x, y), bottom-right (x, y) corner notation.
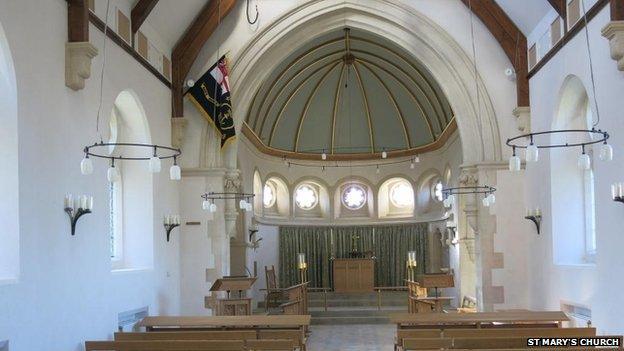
top-left (265, 265), bottom-right (285, 312)
top-left (85, 340), bottom-right (245, 350)
top-left (456, 295), bottom-right (477, 313)
top-left (407, 280), bottom-right (435, 313)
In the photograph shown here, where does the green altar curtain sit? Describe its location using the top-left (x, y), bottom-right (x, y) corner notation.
top-left (278, 223), bottom-right (428, 289)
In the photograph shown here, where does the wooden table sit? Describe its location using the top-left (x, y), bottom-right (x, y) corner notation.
top-left (390, 311), bottom-right (569, 329)
top-left (138, 315), bottom-right (311, 331)
top-left (416, 296), bottom-right (454, 313)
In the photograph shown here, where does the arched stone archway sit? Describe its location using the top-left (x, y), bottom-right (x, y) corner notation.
top-left (219, 0), bottom-right (502, 169)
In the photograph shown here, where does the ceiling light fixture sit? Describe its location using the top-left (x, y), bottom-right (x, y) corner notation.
top-left (442, 186), bottom-right (496, 208)
top-left (79, 0), bottom-right (181, 183)
top-left (201, 192), bottom-right (255, 213)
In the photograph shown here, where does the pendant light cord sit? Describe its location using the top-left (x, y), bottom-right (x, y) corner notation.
top-left (95, 0), bottom-right (111, 143)
top-left (468, 0), bottom-right (485, 155)
top-left (581, 0), bottom-right (601, 128)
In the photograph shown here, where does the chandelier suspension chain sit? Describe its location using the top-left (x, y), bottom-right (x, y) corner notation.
top-left (581, 0), bottom-right (601, 128)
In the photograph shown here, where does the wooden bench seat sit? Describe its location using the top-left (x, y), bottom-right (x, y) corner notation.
top-left (114, 330), bottom-right (257, 341)
top-left (85, 340), bottom-right (245, 350)
top-left (397, 328), bottom-right (597, 351)
top-left (403, 335), bottom-right (614, 351)
top-left (246, 339), bottom-right (296, 350)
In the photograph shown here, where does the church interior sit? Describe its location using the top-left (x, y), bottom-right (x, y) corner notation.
top-left (2, 0), bottom-right (624, 350)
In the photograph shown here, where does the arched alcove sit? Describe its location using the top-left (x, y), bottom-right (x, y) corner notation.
top-left (252, 170), bottom-right (263, 216)
top-left (0, 20), bottom-right (19, 281)
top-left (292, 177), bottom-right (330, 219)
top-left (550, 75), bottom-right (596, 265)
top-left (108, 90), bottom-right (154, 270)
top-left (334, 177), bottom-right (374, 220)
top-left (264, 174), bottom-right (290, 219)
top-left (415, 169), bottom-right (444, 216)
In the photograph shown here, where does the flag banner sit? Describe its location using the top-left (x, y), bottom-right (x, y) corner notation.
top-left (186, 55), bottom-right (235, 147)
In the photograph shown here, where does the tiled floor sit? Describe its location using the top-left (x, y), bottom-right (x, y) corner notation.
top-left (306, 324), bottom-right (395, 351)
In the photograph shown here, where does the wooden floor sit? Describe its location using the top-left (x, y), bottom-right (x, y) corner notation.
top-left (307, 323), bottom-right (395, 351)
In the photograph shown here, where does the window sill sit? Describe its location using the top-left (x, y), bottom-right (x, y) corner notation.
top-left (111, 268), bottom-right (152, 275)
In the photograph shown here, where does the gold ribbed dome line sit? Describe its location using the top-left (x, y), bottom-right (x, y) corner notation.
top-left (294, 62), bottom-right (342, 151)
top-left (356, 58), bottom-right (434, 140)
top-left (330, 64), bottom-right (346, 154)
top-left (266, 59), bottom-right (341, 145)
top-left (352, 63), bottom-right (375, 153)
top-left (356, 60), bottom-right (410, 148)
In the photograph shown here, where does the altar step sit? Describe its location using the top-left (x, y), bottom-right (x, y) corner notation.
top-left (309, 307), bottom-right (406, 325)
top-left (307, 291), bottom-right (407, 308)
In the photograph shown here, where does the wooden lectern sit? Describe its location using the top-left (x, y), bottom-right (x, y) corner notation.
top-left (419, 274), bottom-right (454, 312)
top-left (206, 276), bottom-right (257, 316)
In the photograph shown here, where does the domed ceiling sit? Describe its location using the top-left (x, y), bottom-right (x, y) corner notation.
top-left (244, 28), bottom-right (455, 160)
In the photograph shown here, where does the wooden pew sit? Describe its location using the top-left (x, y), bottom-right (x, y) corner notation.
top-left (396, 327), bottom-right (596, 343)
top-left (114, 330), bottom-right (257, 341)
top-left (85, 340), bottom-right (245, 350)
top-left (403, 335), bottom-right (618, 350)
top-left (246, 339), bottom-right (296, 350)
top-left (258, 329), bottom-right (306, 350)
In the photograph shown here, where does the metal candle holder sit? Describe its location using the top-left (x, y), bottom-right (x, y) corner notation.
top-left (64, 195), bottom-right (93, 236)
top-left (297, 253), bottom-right (308, 284)
top-left (164, 215), bottom-right (181, 242)
top-left (406, 251), bottom-right (418, 281)
top-left (525, 208), bottom-right (542, 234)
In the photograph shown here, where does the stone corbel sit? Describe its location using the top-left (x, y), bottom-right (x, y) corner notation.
top-left (602, 21), bottom-right (624, 71)
top-left (512, 106), bottom-right (531, 133)
top-left (65, 42), bottom-right (98, 90)
top-left (171, 117), bottom-right (188, 150)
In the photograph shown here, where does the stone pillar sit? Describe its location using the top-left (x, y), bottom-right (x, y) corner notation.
top-left (602, 21), bottom-right (624, 71)
top-left (457, 167), bottom-right (479, 307)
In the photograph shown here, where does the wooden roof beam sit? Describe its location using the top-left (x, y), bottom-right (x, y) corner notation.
top-left (67, 0), bottom-right (89, 42)
top-left (460, 0), bottom-right (529, 107)
top-left (131, 0), bottom-right (159, 35)
top-left (547, 0), bottom-right (567, 20)
top-left (172, 0), bottom-right (237, 118)
top-left (611, 0), bottom-right (624, 20)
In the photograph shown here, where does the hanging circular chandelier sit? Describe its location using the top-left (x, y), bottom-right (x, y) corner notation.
top-left (80, 142), bottom-right (182, 182)
top-left (79, 1), bottom-right (181, 183)
top-left (506, 1), bottom-right (613, 172)
top-left (201, 192), bottom-right (255, 213)
top-left (442, 186), bottom-right (497, 208)
top-left (506, 129), bottom-right (611, 172)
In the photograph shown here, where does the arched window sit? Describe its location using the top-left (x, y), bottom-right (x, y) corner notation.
top-left (551, 75), bottom-right (596, 264)
top-left (342, 184), bottom-right (367, 210)
top-left (379, 178), bottom-right (414, 218)
top-left (432, 180), bottom-right (444, 202)
top-left (295, 184), bottom-right (318, 210)
top-left (108, 90), bottom-right (154, 270)
top-left (0, 21), bottom-right (19, 281)
top-left (263, 183), bottom-right (276, 208)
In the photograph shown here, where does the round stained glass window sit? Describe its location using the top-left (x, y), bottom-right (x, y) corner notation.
top-left (295, 184), bottom-right (318, 210)
top-left (342, 184), bottom-right (367, 210)
top-left (263, 183), bottom-right (276, 208)
top-left (390, 181), bottom-right (414, 208)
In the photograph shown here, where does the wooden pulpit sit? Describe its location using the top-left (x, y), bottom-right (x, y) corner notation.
top-left (206, 276), bottom-right (257, 316)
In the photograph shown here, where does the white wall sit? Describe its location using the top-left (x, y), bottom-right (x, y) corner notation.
top-left (524, 6), bottom-right (624, 334)
top-left (0, 1), bottom-right (180, 349)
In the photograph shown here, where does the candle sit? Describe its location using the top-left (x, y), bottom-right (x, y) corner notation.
top-left (66, 194), bottom-right (73, 210)
top-left (175, 215), bottom-right (180, 225)
top-left (618, 183), bottom-right (624, 198)
top-left (612, 184), bottom-right (618, 200)
top-left (536, 208), bottom-right (541, 216)
top-left (297, 253), bottom-right (306, 269)
top-left (88, 196), bottom-right (93, 211)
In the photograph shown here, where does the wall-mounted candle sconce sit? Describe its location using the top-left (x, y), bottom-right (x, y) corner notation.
top-left (64, 194), bottom-right (93, 236)
top-left (525, 208), bottom-right (542, 234)
top-left (164, 215), bottom-right (181, 242)
top-left (611, 183), bottom-right (624, 203)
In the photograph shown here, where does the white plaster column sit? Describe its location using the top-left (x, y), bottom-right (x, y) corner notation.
top-left (457, 167), bottom-right (479, 307)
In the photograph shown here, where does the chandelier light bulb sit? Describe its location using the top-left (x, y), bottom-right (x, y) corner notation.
top-left (321, 152), bottom-right (327, 160)
top-left (410, 161), bottom-right (415, 169)
top-left (443, 197), bottom-right (451, 208)
top-left (209, 203), bottom-right (217, 213)
top-left (170, 164), bottom-right (181, 180)
top-left (509, 155), bottom-right (521, 172)
top-left (448, 194), bottom-right (455, 206)
top-left (599, 143), bottom-right (613, 161)
top-left (239, 199), bottom-right (247, 210)
top-left (482, 196), bottom-right (490, 207)
top-left (381, 150), bottom-right (387, 159)
top-left (149, 156), bottom-right (161, 173)
top-left (578, 153), bottom-right (591, 170)
top-left (526, 143), bottom-right (539, 163)
top-left (246, 202), bottom-right (253, 212)
top-left (414, 155), bottom-right (420, 163)
top-left (80, 156), bottom-right (94, 175)
top-left (107, 166), bottom-right (120, 183)
top-left (202, 200), bottom-right (210, 210)
top-left (487, 193), bottom-right (496, 204)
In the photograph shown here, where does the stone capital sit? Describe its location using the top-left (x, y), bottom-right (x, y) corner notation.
top-left (65, 42), bottom-right (98, 91)
top-left (512, 106), bottom-right (531, 133)
top-left (601, 21), bottom-right (624, 71)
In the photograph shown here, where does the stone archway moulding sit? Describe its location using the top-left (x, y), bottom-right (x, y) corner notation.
top-left (220, 0), bottom-right (503, 170)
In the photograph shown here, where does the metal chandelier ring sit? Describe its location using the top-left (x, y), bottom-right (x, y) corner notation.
top-left (201, 192), bottom-right (255, 201)
top-left (506, 129), bottom-right (609, 150)
top-left (442, 186), bottom-right (496, 196)
top-left (84, 142), bottom-right (182, 161)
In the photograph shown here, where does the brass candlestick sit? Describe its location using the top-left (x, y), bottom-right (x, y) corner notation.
top-left (406, 251), bottom-right (418, 281)
top-left (297, 253), bottom-right (308, 284)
